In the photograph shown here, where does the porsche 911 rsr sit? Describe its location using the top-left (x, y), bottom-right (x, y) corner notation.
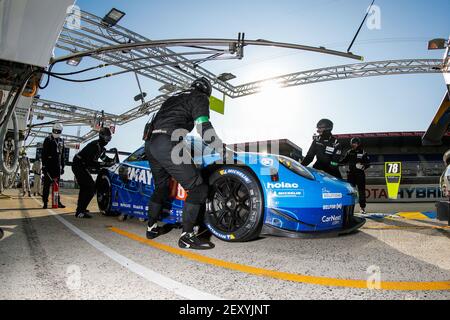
top-left (96, 137), bottom-right (365, 242)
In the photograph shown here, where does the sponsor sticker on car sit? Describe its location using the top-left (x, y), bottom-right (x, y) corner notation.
top-left (267, 182), bottom-right (300, 189)
top-left (271, 190), bottom-right (305, 198)
top-left (322, 192), bottom-right (343, 199)
top-left (321, 214), bottom-right (342, 225)
top-left (220, 169), bottom-right (251, 184)
top-left (323, 203), bottom-right (343, 210)
top-left (260, 158), bottom-right (274, 167)
top-left (206, 223), bottom-right (236, 241)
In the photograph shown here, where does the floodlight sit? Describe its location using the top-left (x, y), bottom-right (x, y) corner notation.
top-left (66, 57), bottom-right (82, 66)
top-left (428, 38), bottom-right (447, 50)
top-left (217, 73), bottom-right (237, 82)
top-left (102, 8), bottom-right (126, 27)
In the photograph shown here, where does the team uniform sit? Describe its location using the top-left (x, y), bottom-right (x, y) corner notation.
top-left (42, 124), bottom-right (65, 209)
top-left (302, 134), bottom-right (343, 179)
top-left (144, 78), bottom-right (225, 250)
top-left (72, 128), bottom-right (113, 218)
top-left (340, 146), bottom-right (371, 210)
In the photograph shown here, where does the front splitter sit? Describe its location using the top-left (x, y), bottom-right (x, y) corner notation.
top-left (260, 217), bottom-right (366, 239)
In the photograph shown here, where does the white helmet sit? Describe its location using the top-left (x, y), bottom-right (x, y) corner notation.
top-left (52, 123), bottom-right (63, 139)
top-left (444, 149), bottom-right (450, 166)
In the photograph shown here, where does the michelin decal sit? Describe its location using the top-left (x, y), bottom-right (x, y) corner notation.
top-left (267, 182), bottom-right (305, 198)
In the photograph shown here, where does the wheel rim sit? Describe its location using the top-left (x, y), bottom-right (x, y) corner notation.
top-left (208, 176), bottom-right (252, 233)
top-left (97, 175), bottom-right (111, 211)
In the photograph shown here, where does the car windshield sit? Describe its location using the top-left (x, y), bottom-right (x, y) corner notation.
top-left (126, 147), bottom-right (146, 162)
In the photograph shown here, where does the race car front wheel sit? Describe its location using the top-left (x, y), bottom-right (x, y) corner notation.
top-left (96, 173), bottom-right (115, 216)
top-left (205, 166), bottom-right (264, 242)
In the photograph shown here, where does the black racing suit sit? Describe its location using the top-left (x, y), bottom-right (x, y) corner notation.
top-left (301, 133), bottom-right (343, 179)
top-left (340, 147), bottom-right (371, 209)
top-left (72, 139), bottom-right (111, 214)
top-left (144, 89), bottom-right (223, 233)
top-left (42, 135), bottom-right (65, 205)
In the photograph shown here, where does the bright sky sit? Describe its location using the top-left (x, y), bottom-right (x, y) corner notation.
top-left (40, 0), bottom-right (450, 161)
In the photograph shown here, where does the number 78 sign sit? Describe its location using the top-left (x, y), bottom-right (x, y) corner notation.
top-left (385, 162), bottom-right (402, 200)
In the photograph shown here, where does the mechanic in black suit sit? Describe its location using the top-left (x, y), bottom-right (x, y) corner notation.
top-left (302, 119), bottom-right (343, 179)
top-left (72, 128), bottom-right (114, 219)
top-left (340, 137), bottom-right (371, 214)
top-left (143, 77), bottom-right (233, 250)
top-left (42, 123), bottom-right (66, 209)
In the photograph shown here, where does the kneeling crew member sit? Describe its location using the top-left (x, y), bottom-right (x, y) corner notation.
top-left (302, 119), bottom-right (343, 179)
top-left (340, 137), bottom-right (371, 214)
top-left (144, 77), bottom-right (229, 250)
top-left (72, 128), bottom-right (114, 219)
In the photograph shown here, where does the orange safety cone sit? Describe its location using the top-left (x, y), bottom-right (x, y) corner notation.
top-left (52, 178), bottom-right (59, 209)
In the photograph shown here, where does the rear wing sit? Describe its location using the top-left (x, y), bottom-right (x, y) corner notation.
top-left (422, 91), bottom-right (450, 146)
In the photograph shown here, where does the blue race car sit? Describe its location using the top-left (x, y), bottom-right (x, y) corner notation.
top-left (96, 137), bottom-right (365, 242)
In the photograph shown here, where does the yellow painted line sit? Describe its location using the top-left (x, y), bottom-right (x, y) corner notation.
top-left (397, 212), bottom-right (429, 220)
top-left (363, 226), bottom-right (450, 231)
top-left (109, 227), bottom-right (450, 291)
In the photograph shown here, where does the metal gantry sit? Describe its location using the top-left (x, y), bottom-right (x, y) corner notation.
top-left (56, 10), bottom-right (240, 96)
top-left (232, 59), bottom-right (445, 98)
top-left (40, 9), bottom-right (448, 145)
top-left (32, 58), bottom-right (446, 144)
top-left (30, 95), bottom-right (169, 144)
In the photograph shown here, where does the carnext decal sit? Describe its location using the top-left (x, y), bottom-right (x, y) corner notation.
top-left (321, 215), bottom-right (342, 225)
top-left (128, 167), bottom-right (153, 185)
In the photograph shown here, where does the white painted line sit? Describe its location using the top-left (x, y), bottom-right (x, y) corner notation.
top-left (32, 198), bottom-right (221, 300)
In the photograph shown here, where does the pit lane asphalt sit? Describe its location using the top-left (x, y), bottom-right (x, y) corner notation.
top-left (1, 190), bottom-right (449, 300)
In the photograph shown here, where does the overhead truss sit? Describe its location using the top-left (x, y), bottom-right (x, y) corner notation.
top-left (36, 9), bottom-right (449, 144)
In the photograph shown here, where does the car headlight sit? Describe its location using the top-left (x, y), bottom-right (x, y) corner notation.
top-left (278, 156), bottom-right (315, 180)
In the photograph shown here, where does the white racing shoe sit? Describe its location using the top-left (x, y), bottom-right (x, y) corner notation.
top-left (178, 232), bottom-right (215, 250)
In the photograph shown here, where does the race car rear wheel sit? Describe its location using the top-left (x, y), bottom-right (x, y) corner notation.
top-left (96, 173), bottom-right (114, 216)
top-left (205, 166), bottom-right (264, 242)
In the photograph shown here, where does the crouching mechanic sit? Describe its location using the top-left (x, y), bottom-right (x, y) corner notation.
top-left (72, 128), bottom-right (114, 219)
top-left (302, 119), bottom-right (343, 179)
top-left (144, 77), bottom-right (232, 250)
top-left (339, 138), bottom-right (371, 214)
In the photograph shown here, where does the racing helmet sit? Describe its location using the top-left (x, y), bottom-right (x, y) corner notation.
top-left (444, 149), bottom-right (450, 166)
top-left (316, 119), bottom-right (334, 131)
top-left (191, 77), bottom-right (212, 97)
top-left (99, 127), bottom-right (112, 144)
top-left (52, 123), bottom-right (63, 139)
top-left (351, 137), bottom-right (361, 145)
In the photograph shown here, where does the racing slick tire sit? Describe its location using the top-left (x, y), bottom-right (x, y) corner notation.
top-left (205, 166), bottom-right (264, 242)
top-left (96, 172), bottom-right (117, 216)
